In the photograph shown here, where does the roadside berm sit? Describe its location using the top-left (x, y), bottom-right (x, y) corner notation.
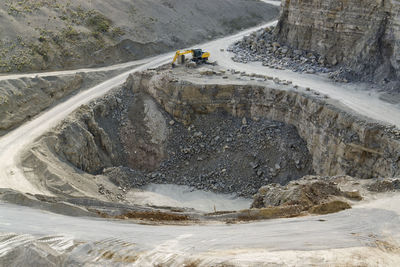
top-left (8, 63), bottom-right (400, 222)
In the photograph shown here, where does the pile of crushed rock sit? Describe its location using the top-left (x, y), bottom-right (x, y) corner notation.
top-left (105, 112), bottom-right (313, 197)
top-left (228, 26), bottom-right (354, 83)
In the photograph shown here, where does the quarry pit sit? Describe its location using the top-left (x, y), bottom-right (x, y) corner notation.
top-left (2, 63), bottom-right (396, 223)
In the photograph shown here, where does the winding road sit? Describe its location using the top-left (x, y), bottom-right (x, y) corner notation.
top-left (1, 0), bottom-right (400, 265)
top-left (0, 200), bottom-right (399, 265)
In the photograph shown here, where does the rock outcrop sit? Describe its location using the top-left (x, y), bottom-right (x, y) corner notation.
top-left (274, 0), bottom-right (400, 83)
top-left (251, 175), bottom-right (356, 213)
top-left (252, 175), bottom-right (400, 210)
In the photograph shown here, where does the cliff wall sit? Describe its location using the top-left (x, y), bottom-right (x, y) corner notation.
top-left (274, 0), bottom-right (400, 82)
top-left (132, 72), bottom-right (400, 179)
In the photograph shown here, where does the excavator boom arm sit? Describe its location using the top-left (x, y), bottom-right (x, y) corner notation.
top-left (172, 50), bottom-right (194, 65)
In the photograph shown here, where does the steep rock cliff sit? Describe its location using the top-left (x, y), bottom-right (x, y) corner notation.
top-left (275, 0), bottom-right (400, 82)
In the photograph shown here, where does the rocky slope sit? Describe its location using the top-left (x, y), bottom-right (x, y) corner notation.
top-left (0, 0), bottom-right (279, 73)
top-left (274, 0), bottom-right (400, 86)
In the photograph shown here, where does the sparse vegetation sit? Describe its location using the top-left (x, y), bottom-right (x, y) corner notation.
top-left (0, 0), bottom-right (125, 72)
top-left (0, 95), bottom-right (9, 105)
top-left (238, 206), bottom-right (303, 221)
top-left (309, 200), bottom-right (351, 215)
top-left (61, 25), bottom-right (80, 41)
top-left (5, 0), bottom-right (62, 16)
top-left (97, 210), bottom-right (190, 221)
top-left (86, 12), bottom-right (111, 33)
top-left (0, 0), bottom-right (276, 73)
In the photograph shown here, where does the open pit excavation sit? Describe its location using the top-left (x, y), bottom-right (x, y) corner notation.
top-left (1, 62), bottom-right (400, 265)
top-left (0, 0), bottom-right (400, 266)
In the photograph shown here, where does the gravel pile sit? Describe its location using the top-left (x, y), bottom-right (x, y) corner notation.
top-left (229, 26), bottom-right (354, 83)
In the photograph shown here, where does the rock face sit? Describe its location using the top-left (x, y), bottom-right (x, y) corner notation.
top-left (275, 0), bottom-right (400, 82)
top-left (51, 88), bottom-right (168, 175)
top-left (54, 106), bottom-right (118, 174)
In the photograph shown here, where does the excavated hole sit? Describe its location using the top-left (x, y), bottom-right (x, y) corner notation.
top-left (33, 71), bottom-right (399, 215)
top-left (109, 112), bottom-right (312, 194)
top-left (91, 91), bottom-right (313, 212)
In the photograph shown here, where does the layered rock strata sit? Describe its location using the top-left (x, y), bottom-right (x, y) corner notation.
top-left (274, 0), bottom-right (400, 82)
top-left (131, 71), bottom-right (400, 179)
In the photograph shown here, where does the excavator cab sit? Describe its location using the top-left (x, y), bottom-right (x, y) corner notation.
top-left (192, 49), bottom-right (204, 60)
top-left (191, 49), bottom-right (209, 63)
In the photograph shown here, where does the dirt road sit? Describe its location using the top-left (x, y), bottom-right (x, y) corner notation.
top-left (0, 197), bottom-right (399, 265)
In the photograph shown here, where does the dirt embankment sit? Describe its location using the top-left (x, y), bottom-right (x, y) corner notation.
top-left (16, 65), bottom-right (400, 217)
top-left (0, 69), bottom-right (125, 136)
top-left (0, 0), bottom-right (279, 73)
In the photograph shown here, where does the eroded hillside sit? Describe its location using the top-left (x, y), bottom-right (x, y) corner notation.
top-left (0, 0), bottom-right (279, 72)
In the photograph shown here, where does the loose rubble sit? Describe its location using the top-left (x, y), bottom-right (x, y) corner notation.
top-left (106, 112), bottom-right (313, 197)
top-left (229, 26), bottom-right (354, 83)
top-left (252, 175), bottom-right (400, 213)
top-left (252, 175), bottom-right (357, 210)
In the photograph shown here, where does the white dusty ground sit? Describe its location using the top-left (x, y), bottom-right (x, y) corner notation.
top-left (0, 199), bottom-right (399, 266)
top-left (129, 184), bottom-right (252, 212)
top-left (1, 0), bottom-right (400, 265)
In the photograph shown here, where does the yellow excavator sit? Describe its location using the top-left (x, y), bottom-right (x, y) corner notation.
top-left (171, 49), bottom-right (210, 67)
